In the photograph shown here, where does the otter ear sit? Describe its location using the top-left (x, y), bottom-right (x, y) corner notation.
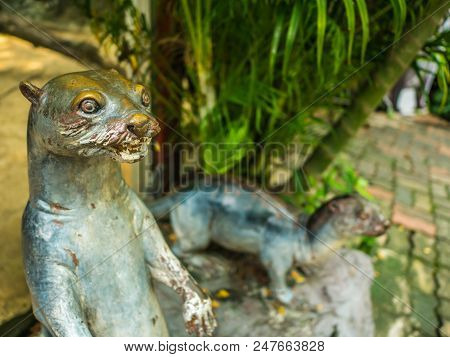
top-left (19, 81), bottom-right (43, 105)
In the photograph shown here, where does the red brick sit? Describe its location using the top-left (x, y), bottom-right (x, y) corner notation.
top-left (367, 185), bottom-right (394, 202)
top-left (439, 145), bottom-right (450, 158)
top-left (392, 205), bottom-right (437, 236)
top-left (430, 166), bottom-right (450, 177)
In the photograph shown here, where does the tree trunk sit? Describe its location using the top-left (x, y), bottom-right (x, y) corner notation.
top-left (0, 12), bottom-right (119, 71)
top-left (302, 0), bottom-right (449, 179)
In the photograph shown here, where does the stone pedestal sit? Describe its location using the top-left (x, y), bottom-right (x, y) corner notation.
top-left (157, 249), bottom-right (375, 336)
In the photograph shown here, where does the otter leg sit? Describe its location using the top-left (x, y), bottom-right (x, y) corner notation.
top-left (141, 213), bottom-right (216, 336)
top-left (27, 263), bottom-right (91, 336)
top-left (261, 244), bottom-right (294, 304)
top-left (169, 201), bottom-right (212, 256)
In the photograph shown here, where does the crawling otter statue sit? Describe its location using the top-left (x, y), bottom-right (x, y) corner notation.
top-left (20, 70), bottom-right (216, 336)
top-left (148, 181), bottom-right (390, 303)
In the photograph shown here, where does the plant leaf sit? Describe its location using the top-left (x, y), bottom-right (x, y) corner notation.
top-left (356, 0), bottom-right (370, 63)
top-left (282, 1), bottom-right (302, 77)
top-left (343, 0), bottom-right (356, 64)
top-left (316, 0), bottom-right (327, 69)
top-left (269, 11), bottom-right (284, 83)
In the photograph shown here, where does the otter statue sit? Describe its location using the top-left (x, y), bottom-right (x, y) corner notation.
top-left (19, 69), bottom-right (216, 337)
top-left (148, 181), bottom-right (390, 303)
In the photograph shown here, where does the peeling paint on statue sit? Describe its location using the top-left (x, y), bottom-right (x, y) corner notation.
top-left (20, 70), bottom-right (216, 337)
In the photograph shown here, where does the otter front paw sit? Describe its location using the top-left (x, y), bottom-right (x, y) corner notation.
top-left (183, 293), bottom-right (217, 336)
top-left (275, 288), bottom-right (294, 304)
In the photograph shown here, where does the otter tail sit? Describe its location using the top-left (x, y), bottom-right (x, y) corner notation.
top-left (146, 194), bottom-right (182, 220)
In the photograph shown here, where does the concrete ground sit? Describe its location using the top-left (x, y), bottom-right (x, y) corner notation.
top-left (0, 34), bottom-right (84, 329)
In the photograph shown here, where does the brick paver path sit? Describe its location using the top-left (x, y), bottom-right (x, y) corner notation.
top-left (344, 112), bottom-right (450, 336)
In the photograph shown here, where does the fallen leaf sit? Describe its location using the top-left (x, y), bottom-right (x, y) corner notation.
top-left (290, 270), bottom-right (305, 284)
top-left (211, 299), bottom-right (220, 309)
top-left (277, 306), bottom-right (286, 316)
top-left (215, 289), bottom-right (230, 299)
top-left (261, 287), bottom-right (271, 298)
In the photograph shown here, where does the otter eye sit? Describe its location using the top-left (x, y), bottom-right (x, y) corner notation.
top-left (359, 212), bottom-right (369, 220)
top-left (80, 98), bottom-right (100, 114)
top-left (141, 90), bottom-right (151, 107)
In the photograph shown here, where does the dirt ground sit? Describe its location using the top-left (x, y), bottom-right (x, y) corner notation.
top-left (0, 34), bottom-right (84, 327)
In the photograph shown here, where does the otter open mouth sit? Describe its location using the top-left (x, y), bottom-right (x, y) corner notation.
top-left (110, 134), bottom-right (153, 163)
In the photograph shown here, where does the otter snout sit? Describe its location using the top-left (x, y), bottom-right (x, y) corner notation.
top-left (127, 113), bottom-right (160, 138)
top-left (374, 218), bottom-right (391, 235)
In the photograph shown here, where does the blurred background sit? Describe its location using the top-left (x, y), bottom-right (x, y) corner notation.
top-left (0, 0), bottom-right (449, 336)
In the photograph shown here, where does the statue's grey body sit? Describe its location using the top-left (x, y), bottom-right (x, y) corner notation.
top-left (20, 70), bottom-right (215, 337)
top-left (149, 181), bottom-right (390, 303)
top-left (23, 160), bottom-right (169, 336)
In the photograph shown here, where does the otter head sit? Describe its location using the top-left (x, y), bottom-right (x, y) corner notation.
top-left (307, 193), bottom-right (390, 240)
top-left (19, 69), bottom-right (160, 163)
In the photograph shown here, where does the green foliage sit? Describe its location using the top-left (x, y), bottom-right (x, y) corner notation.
top-left (414, 26), bottom-right (450, 114)
top-left (283, 157), bottom-right (378, 254)
top-left (85, 0), bottom-right (445, 185)
top-left (356, 235), bottom-right (379, 256)
top-left (290, 157), bottom-right (370, 214)
top-left (86, 0), bottom-right (151, 76)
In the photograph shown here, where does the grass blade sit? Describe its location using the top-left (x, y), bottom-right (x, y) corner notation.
top-left (316, 0), bottom-right (327, 69)
top-left (356, 0), bottom-right (370, 63)
top-left (390, 0), bottom-right (407, 40)
top-left (269, 11), bottom-right (284, 83)
top-left (343, 0), bottom-right (355, 64)
top-left (282, 1), bottom-right (302, 77)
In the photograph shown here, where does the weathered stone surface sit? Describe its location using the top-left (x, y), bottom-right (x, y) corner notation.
top-left (436, 219), bottom-right (450, 239)
top-left (412, 233), bottom-right (435, 263)
top-left (157, 250), bottom-right (375, 336)
top-left (414, 193), bottom-right (432, 213)
top-left (409, 259), bottom-right (439, 336)
top-left (344, 113), bottom-right (450, 336)
top-left (395, 186), bottom-right (414, 207)
top-left (437, 270), bottom-right (450, 300)
top-left (440, 321), bottom-right (450, 337)
top-left (386, 226), bottom-right (410, 254)
top-left (396, 175), bottom-right (428, 193)
top-left (372, 249), bottom-right (410, 317)
top-left (431, 182), bottom-right (448, 199)
top-left (437, 239), bottom-right (450, 269)
top-left (439, 299), bottom-right (450, 320)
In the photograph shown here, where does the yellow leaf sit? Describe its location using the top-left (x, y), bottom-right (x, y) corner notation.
top-left (290, 270), bottom-right (305, 284)
top-left (215, 289), bottom-right (230, 299)
top-left (277, 306), bottom-right (286, 316)
top-left (261, 287), bottom-right (271, 298)
top-left (129, 55), bottom-right (138, 71)
top-left (154, 142), bottom-right (160, 152)
top-left (423, 247), bottom-right (431, 255)
top-left (211, 299), bottom-right (220, 309)
top-left (168, 233), bottom-right (177, 242)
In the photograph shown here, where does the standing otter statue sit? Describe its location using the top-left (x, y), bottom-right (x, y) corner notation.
top-left (148, 181), bottom-right (390, 303)
top-left (19, 69), bottom-right (216, 337)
